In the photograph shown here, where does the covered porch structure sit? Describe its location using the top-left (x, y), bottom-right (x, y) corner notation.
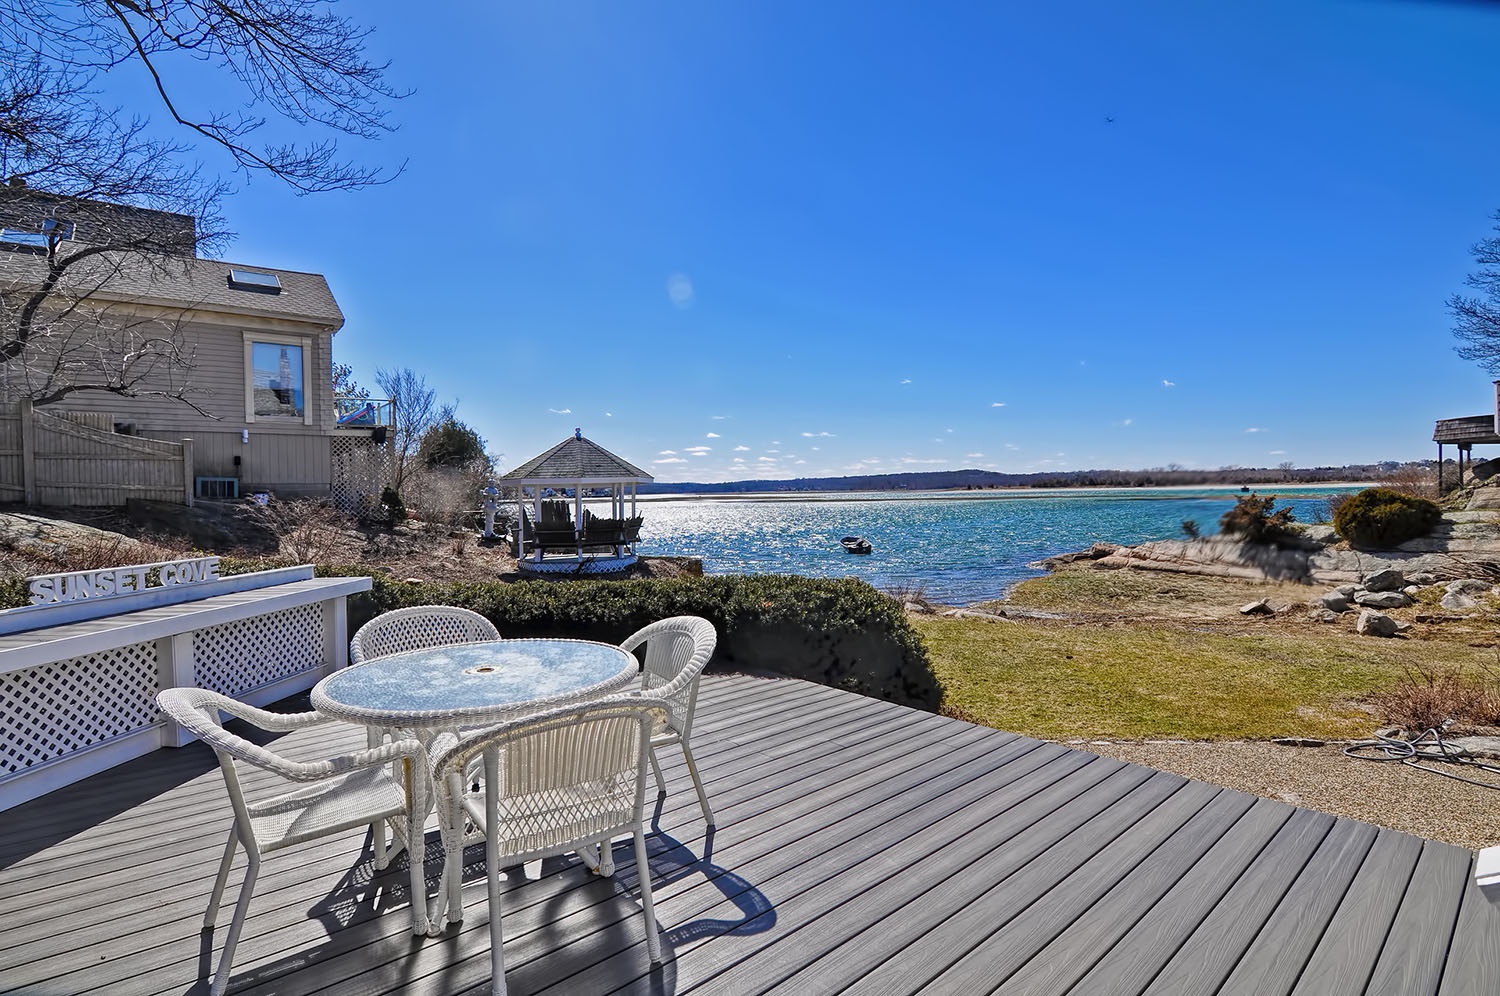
top-left (500, 429), bottom-right (653, 575)
top-left (1432, 414), bottom-right (1500, 491)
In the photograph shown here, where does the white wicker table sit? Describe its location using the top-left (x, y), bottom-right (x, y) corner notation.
top-left (311, 638), bottom-right (639, 930)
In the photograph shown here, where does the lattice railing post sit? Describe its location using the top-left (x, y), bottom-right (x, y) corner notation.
top-left (156, 633), bottom-right (195, 747)
top-left (323, 596), bottom-right (348, 672)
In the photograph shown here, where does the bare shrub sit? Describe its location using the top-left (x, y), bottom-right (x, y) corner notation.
top-left (1381, 464), bottom-right (1438, 501)
top-left (1371, 664), bottom-right (1500, 731)
top-left (883, 580), bottom-right (936, 612)
top-left (261, 498), bottom-right (351, 564)
top-left (403, 466), bottom-right (486, 528)
top-left (1322, 492), bottom-right (1352, 525)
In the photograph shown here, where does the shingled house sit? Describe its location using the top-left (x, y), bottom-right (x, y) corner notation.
top-left (0, 185), bottom-right (388, 504)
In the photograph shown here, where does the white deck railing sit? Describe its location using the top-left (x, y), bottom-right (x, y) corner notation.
top-left (0, 562), bottom-right (371, 812)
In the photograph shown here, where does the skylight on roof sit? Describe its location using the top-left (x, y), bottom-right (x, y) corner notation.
top-left (1, 229), bottom-right (48, 248)
top-left (227, 268), bottom-right (282, 293)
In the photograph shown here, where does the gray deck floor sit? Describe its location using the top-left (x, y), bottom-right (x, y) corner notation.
top-left (3, 673), bottom-right (1499, 995)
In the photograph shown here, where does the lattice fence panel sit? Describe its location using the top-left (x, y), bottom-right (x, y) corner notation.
top-left (0, 643), bottom-right (160, 778)
top-left (193, 603), bottom-right (324, 697)
top-left (331, 436), bottom-right (390, 515)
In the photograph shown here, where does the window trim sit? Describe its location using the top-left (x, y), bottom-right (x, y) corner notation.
top-left (243, 331), bottom-right (314, 425)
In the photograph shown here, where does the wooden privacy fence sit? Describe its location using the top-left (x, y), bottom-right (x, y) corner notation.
top-left (0, 400), bottom-right (192, 506)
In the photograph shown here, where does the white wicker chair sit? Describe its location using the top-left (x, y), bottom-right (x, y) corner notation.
top-left (349, 605), bottom-right (500, 663)
top-left (429, 697), bottom-right (669, 994)
top-left (155, 688), bottom-right (429, 996)
top-left (621, 615), bottom-right (718, 826)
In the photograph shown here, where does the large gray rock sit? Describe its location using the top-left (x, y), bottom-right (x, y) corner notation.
top-left (1354, 590), bottom-right (1412, 609)
top-left (1408, 571), bottom-right (1438, 586)
top-left (1239, 599), bottom-right (1275, 616)
top-left (1318, 591), bottom-right (1351, 612)
top-left (1473, 458), bottom-right (1500, 481)
top-left (1447, 579), bottom-right (1491, 596)
top-left (1363, 568), bottom-right (1407, 592)
top-left (1357, 610), bottom-right (1401, 637)
top-left (1441, 591), bottom-right (1480, 611)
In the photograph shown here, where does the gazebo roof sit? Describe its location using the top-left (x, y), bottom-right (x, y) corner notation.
top-left (499, 431), bottom-right (653, 484)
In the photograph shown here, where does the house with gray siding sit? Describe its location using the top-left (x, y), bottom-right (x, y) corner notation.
top-left (0, 188), bottom-right (387, 503)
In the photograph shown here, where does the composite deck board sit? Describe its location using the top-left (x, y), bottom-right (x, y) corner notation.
top-left (2, 672), bottom-right (1497, 996)
top-left (1290, 829), bottom-right (1428, 996)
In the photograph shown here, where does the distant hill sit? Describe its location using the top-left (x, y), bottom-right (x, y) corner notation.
top-left (637, 464), bottom-right (1422, 495)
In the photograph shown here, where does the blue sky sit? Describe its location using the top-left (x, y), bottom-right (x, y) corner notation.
top-left (103, 0), bottom-right (1500, 481)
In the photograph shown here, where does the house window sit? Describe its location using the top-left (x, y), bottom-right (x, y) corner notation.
top-left (250, 341), bottom-right (305, 418)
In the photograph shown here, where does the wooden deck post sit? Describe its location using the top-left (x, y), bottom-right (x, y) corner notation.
top-left (19, 399), bottom-right (35, 506)
top-left (1437, 442), bottom-right (1444, 493)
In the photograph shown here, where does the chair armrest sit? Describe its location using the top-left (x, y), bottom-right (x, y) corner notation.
top-left (210, 696), bottom-right (339, 733)
top-left (280, 737), bottom-right (428, 782)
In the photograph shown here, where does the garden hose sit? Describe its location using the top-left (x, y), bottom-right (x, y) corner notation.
top-left (1344, 721), bottom-right (1500, 791)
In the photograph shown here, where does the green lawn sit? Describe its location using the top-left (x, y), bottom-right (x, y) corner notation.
top-left (914, 613), bottom-right (1495, 741)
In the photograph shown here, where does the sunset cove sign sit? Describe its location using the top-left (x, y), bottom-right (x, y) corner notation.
top-left (28, 557), bottom-right (222, 605)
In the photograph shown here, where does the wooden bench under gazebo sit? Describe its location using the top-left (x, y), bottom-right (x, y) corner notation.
top-left (499, 429), bottom-right (653, 574)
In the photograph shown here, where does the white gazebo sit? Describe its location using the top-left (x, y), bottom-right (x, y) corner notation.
top-left (500, 429), bottom-right (654, 574)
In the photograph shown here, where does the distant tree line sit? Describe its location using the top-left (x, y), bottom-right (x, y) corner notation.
top-left (638, 462), bottom-right (1440, 495)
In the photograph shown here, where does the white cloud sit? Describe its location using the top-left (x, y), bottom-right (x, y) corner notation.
top-left (966, 452), bottom-right (984, 458)
top-left (1269, 449), bottom-right (1287, 455)
top-left (811, 446), bottom-right (820, 451)
top-left (934, 438), bottom-right (944, 443)
top-left (1162, 379), bottom-right (1175, 388)
top-left (901, 457), bottom-right (949, 465)
top-left (732, 457), bottom-right (745, 463)
top-left (653, 457), bottom-right (687, 465)
top-left (771, 440), bottom-right (780, 446)
top-left (1119, 418), bottom-right (1133, 427)
top-left (757, 456), bottom-right (777, 463)
top-left (900, 378), bottom-right (912, 385)
top-left (706, 432), bottom-right (721, 438)
top-left (801, 431), bottom-right (835, 438)
top-left (991, 402), bottom-right (1006, 408)
top-left (733, 445), bottom-right (750, 452)
top-left (657, 449), bottom-right (677, 455)
top-left (711, 415), bottom-right (729, 420)
top-left (946, 428), bottom-right (954, 433)
top-left (604, 411), bottom-right (614, 417)
top-left (1005, 443), bottom-right (1020, 450)
top-left (1245, 427), bottom-right (1265, 433)
top-left (794, 459), bottom-right (806, 465)
top-left (684, 446), bottom-right (711, 455)
top-left (547, 407), bottom-right (573, 414)
top-left (667, 272), bottom-right (694, 309)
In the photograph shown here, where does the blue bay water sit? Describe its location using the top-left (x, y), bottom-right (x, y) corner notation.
top-left (636, 486), bottom-right (1357, 606)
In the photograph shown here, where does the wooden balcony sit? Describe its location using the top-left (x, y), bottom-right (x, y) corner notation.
top-left (3, 673), bottom-right (1497, 995)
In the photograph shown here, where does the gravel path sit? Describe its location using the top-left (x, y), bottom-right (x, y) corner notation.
top-left (1081, 739), bottom-right (1500, 851)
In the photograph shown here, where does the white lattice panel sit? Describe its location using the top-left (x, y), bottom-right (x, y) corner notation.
top-left (0, 643), bottom-right (159, 777)
top-left (331, 436), bottom-right (390, 514)
top-left (193, 603), bottom-right (324, 697)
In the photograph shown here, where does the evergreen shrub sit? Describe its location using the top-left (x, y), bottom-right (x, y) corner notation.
top-left (1218, 493), bottom-right (1296, 544)
top-left (1333, 487), bottom-right (1442, 549)
top-left (322, 568), bottom-right (943, 710)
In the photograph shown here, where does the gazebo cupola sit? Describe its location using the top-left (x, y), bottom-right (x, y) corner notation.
top-left (499, 429), bottom-right (653, 574)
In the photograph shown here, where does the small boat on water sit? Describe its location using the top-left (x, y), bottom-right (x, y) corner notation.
top-left (841, 535), bottom-right (873, 555)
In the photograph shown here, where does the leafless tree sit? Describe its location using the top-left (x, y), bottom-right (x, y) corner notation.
top-left (2, 0), bottom-right (407, 192)
top-left (1451, 211), bottom-right (1500, 375)
top-left (375, 366), bottom-right (438, 493)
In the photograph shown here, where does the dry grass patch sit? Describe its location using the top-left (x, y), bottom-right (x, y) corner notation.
top-left (914, 613), bottom-right (1499, 741)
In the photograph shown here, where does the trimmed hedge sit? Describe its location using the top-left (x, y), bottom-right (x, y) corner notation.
top-left (1333, 487), bottom-right (1442, 549)
top-left (323, 568), bottom-right (943, 711)
top-left (0, 559), bottom-right (942, 710)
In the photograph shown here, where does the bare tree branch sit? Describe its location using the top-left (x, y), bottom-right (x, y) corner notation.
top-left (3, 0), bottom-right (408, 192)
top-left (1450, 212), bottom-right (1500, 376)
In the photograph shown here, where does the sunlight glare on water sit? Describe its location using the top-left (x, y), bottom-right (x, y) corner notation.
top-left (636, 488), bottom-right (1353, 605)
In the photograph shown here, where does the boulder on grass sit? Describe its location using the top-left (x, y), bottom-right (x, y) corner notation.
top-left (1239, 599), bottom-right (1275, 616)
top-left (1441, 591), bottom-right (1480, 611)
top-left (1363, 568), bottom-right (1407, 593)
top-left (1318, 591), bottom-right (1351, 612)
top-left (1448, 579), bottom-right (1491, 596)
top-left (1357, 610), bottom-right (1401, 637)
top-left (1354, 591), bottom-right (1412, 609)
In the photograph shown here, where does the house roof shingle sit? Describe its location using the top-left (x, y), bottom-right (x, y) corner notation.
top-left (500, 433), bottom-right (653, 483)
top-left (0, 246), bottom-right (343, 328)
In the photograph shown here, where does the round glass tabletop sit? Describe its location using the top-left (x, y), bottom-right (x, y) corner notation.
top-left (313, 639), bottom-right (637, 725)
